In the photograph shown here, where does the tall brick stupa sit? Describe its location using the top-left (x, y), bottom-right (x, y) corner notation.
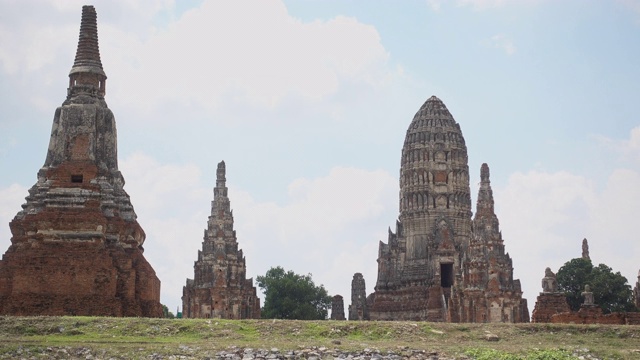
top-left (0, 5), bottom-right (162, 317)
top-left (368, 96), bottom-right (528, 322)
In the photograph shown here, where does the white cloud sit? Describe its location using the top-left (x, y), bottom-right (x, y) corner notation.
top-left (0, 0), bottom-right (175, 75)
top-left (0, 0), bottom-right (394, 127)
top-left (103, 0), bottom-right (392, 119)
top-left (119, 153), bottom-right (209, 310)
top-left (0, 8), bottom-right (74, 75)
top-left (427, 0), bottom-right (442, 12)
top-left (595, 125), bottom-right (640, 163)
top-left (484, 34), bottom-right (517, 55)
top-left (120, 152), bottom-right (207, 218)
top-left (496, 170), bottom-right (596, 302)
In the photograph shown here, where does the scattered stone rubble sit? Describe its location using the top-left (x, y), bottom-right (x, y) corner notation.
top-left (0, 345), bottom-right (607, 360)
top-left (0, 5), bottom-right (162, 317)
top-left (212, 347), bottom-right (454, 360)
top-left (182, 161), bottom-right (261, 319)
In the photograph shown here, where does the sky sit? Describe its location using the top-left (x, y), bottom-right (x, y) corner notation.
top-left (1, 0), bottom-right (640, 317)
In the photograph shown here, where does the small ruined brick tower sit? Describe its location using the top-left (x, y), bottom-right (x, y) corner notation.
top-left (0, 5), bottom-right (162, 317)
top-left (348, 272), bottom-right (369, 320)
top-left (368, 96), bottom-right (527, 322)
top-left (634, 270), bottom-right (640, 310)
top-left (330, 295), bottom-right (346, 320)
top-left (182, 161), bottom-right (261, 319)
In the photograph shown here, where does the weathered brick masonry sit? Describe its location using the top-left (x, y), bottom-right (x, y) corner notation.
top-left (182, 162), bottom-right (261, 319)
top-left (0, 5), bottom-right (162, 317)
top-left (367, 96), bottom-right (528, 323)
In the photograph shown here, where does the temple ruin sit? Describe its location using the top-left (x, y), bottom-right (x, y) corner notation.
top-left (531, 267), bottom-right (570, 323)
top-left (550, 284), bottom-right (640, 325)
top-left (0, 5), bottom-right (162, 317)
top-left (348, 272), bottom-right (369, 320)
top-left (367, 96), bottom-right (528, 322)
top-left (182, 161), bottom-right (261, 319)
top-left (330, 295), bottom-right (346, 320)
top-left (534, 240), bottom-right (640, 325)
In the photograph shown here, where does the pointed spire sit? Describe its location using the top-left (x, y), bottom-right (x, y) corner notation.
top-left (71, 5), bottom-right (104, 73)
top-left (475, 163), bottom-right (495, 216)
top-left (212, 160), bottom-right (229, 210)
top-left (68, 5), bottom-right (106, 97)
top-left (480, 163), bottom-right (490, 183)
top-left (216, 161), bottom-right (226, 187)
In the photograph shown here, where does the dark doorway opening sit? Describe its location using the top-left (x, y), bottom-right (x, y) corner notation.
top-left (440, 263), bottom-right (454, 288)
top-left (71, 175), bottom-right (83, 183)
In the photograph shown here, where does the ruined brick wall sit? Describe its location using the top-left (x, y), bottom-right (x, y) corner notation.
top-left (550, 306), bottom-right (623, 325)
top-left (549, 305), bottom-right (640, 325)
top-left (0, 243), bottom-right (161, 316)
top-left (531, 293), bottom-right (571, 323)
top-left (625, 312), bottom-right (640, 325)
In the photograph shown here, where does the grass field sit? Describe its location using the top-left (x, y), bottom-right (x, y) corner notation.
top-left (0, 317), bottom-right (639, 359)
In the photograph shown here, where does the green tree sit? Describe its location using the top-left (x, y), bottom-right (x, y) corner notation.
top-left (556, 258), bottom-right (636, 313)
top-left (161, 304), bottom-right (175, 319)
top-left (556, 258), bottom-right (593, 311)
top-left (256, 266), bottom-right (332, 320)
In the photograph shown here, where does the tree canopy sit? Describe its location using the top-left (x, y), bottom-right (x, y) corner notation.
top-left (256, 266), bottom-right (332, 320)
top-left (556, 258), bottom-right (636, 314)
top-left (161, 304), bottom-right (175, 319)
